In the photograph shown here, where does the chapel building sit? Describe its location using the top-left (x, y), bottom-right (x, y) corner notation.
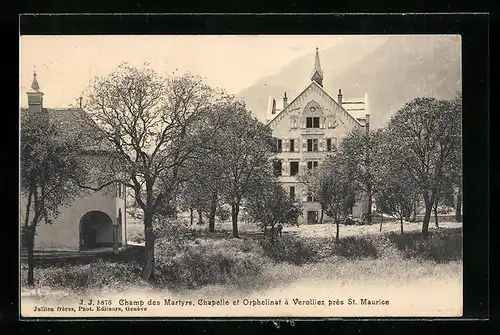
top-left (20, 73), bottom-right (127, 251)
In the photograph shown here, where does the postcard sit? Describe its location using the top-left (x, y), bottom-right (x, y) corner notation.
top-left (19, 33), bottom-right (463, 318)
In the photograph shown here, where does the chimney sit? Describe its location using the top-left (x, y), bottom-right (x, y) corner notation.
top-left (267, 96), bottom-right (274, 118)
top-left (272, 98), bottom-right (276, 114)
top-left (27, 71), bottom-right (44, 113)
top-left (283, 92), bottom-right (288, 108)
top-left (337, 89), bottom-right (343, 105)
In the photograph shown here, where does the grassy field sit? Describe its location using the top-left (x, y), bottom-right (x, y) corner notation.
top-left (126, 215), bottom-right (462, 244)
top-left (21, 218), bottom-right (463, 316)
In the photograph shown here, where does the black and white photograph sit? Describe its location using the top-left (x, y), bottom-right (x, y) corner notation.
top-left (20, 34), bottom-right (463, 318)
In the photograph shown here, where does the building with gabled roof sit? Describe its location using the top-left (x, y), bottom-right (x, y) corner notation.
top-left (266, 48), bottom-right (370, 224)
top-left (20, 72), bottom-right (127, 251)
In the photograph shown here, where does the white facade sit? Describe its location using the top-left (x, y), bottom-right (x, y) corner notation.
top-left (266, 49), bottom-right (370, 224)
top-left (20, 73), bottom-right (127, 251)
top-left (20, 183), bottom-right (127, 251)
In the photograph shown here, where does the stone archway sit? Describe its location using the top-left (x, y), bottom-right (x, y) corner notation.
top-left (79, 210), bottom-right (113, 249)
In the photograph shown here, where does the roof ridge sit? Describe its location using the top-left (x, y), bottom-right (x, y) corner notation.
top-left (267, 81), bottom-right (365, 127)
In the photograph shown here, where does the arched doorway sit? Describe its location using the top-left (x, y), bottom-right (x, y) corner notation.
top-left (79, 211), bottom-right (113, 249)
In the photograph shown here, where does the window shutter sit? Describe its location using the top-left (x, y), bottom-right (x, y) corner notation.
top-left (318, 138), bottom-right (324, 151)
top-left (295, 139), bottom-right (299, 152)
top-left (301, 118), bottom-right (306, 128)
top-left (320, 116), bottom-right (326, 129)
top-left (302, 139), bottom-right (307, 151)
top-left (285, 139), bottom-right (290, 152)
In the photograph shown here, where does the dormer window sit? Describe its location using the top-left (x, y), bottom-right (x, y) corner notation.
top-left (306, 117), bottom-right (320, 128)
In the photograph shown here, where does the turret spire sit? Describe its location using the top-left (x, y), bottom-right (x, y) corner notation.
top-left (27, 70), bottom-right (44, 112)
top-left (31, 71), bottom-right (40, 92)
top-left (311, 47), bottom-right (323, 87)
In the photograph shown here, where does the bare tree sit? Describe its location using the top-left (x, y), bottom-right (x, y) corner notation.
top-left (178, 95), bottom-right (244, 232)
top-left (246, 177), bottom-right (303, 243)
top-left (339, 128), bottom-right (381, 224)
top-left (304, 152), bottom-right (356, 240)
top-left (218, 109), bottom-right (276, 238)
top-left (384, 96), bottom-right (462, 239)
top-left (375, 175), bottom-right (419, 235)
top-left (83, 64), bottom-right (222, 280)
top-left (20, 109), bottom-right (88, 286)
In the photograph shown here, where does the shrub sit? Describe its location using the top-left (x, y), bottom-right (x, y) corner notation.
top-left (260, 235), bottom-right (319, 265)
top-left (387, 228), bottom-right (462, 262)
top-left (330, 236), bottom-right (379, 258)
top-left (127, 223), bottom-right (145, 244)
top-left (155, 242), bottom-right (265, 290)
top-left (21, 260), bottom-right (146, 291)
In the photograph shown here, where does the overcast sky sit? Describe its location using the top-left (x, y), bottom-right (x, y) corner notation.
top-left (19, 35), bottom-right (354, 108)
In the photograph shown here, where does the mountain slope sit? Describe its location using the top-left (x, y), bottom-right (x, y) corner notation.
top-left (236, 36), bottom-right (388, 118)
top-left (238, 35), bottom-right (461, 129)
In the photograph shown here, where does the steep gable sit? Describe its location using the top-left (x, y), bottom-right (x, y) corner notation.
top-left (267, 81), bottom-right (364, 132)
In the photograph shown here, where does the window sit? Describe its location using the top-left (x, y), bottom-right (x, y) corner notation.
top-left (273, 160), bottom-right (282, 176)
top-left (313, 117), bottom-right (320, 128)
top-left (277, 139), bottom-right (282, 152)
top-left (290, 186), bottom-right (295, 200)
top-left (313, 139), bottom-right (318, 152)
top-left (307, 139), bottom-right (318, 152)
top-left (306, 117), bottom-right (320, 128)
top-left (307, 161), bottom-right (319, 170)
top-left (326, 138), bottom-right (332, 152)
top-left (290, 161), bottom-right (299, 176)
top-left (290, 139), bottom-right (295, 152)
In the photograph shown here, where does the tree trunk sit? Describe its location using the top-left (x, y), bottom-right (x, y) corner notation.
top-left (197, 206), bottom-right (203, 225)
top-left (422, 194), bottom-right (432, 240)
top-left (320, 209), bottom-right (324, 224)
top-left (410, 201), bottom-right (417, 222)
top-left (366, 191), bottom-right (373, 224)
top-left (140, 213), bottom-right (155, 281)
top-left (400, 217), bottom-right (404, 235)
top-left (379, 213), bottom-right (383, 232)
top-left (26, 226), bottom-right (35, 287)
top-left (208, 191), bottom-right (217, 233)
top-left (455, 186), bottom-right (462, 222)
top-left (231, 201), bottom-right (240, 238)
top-left (336, 221), bottom-right (340, 241)
top-left (25, 187), bottom-right (36, 287)
top-left (433, 200), bottom-right (439, 228)
top-left (189, 208), bottom-right (194, 226)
